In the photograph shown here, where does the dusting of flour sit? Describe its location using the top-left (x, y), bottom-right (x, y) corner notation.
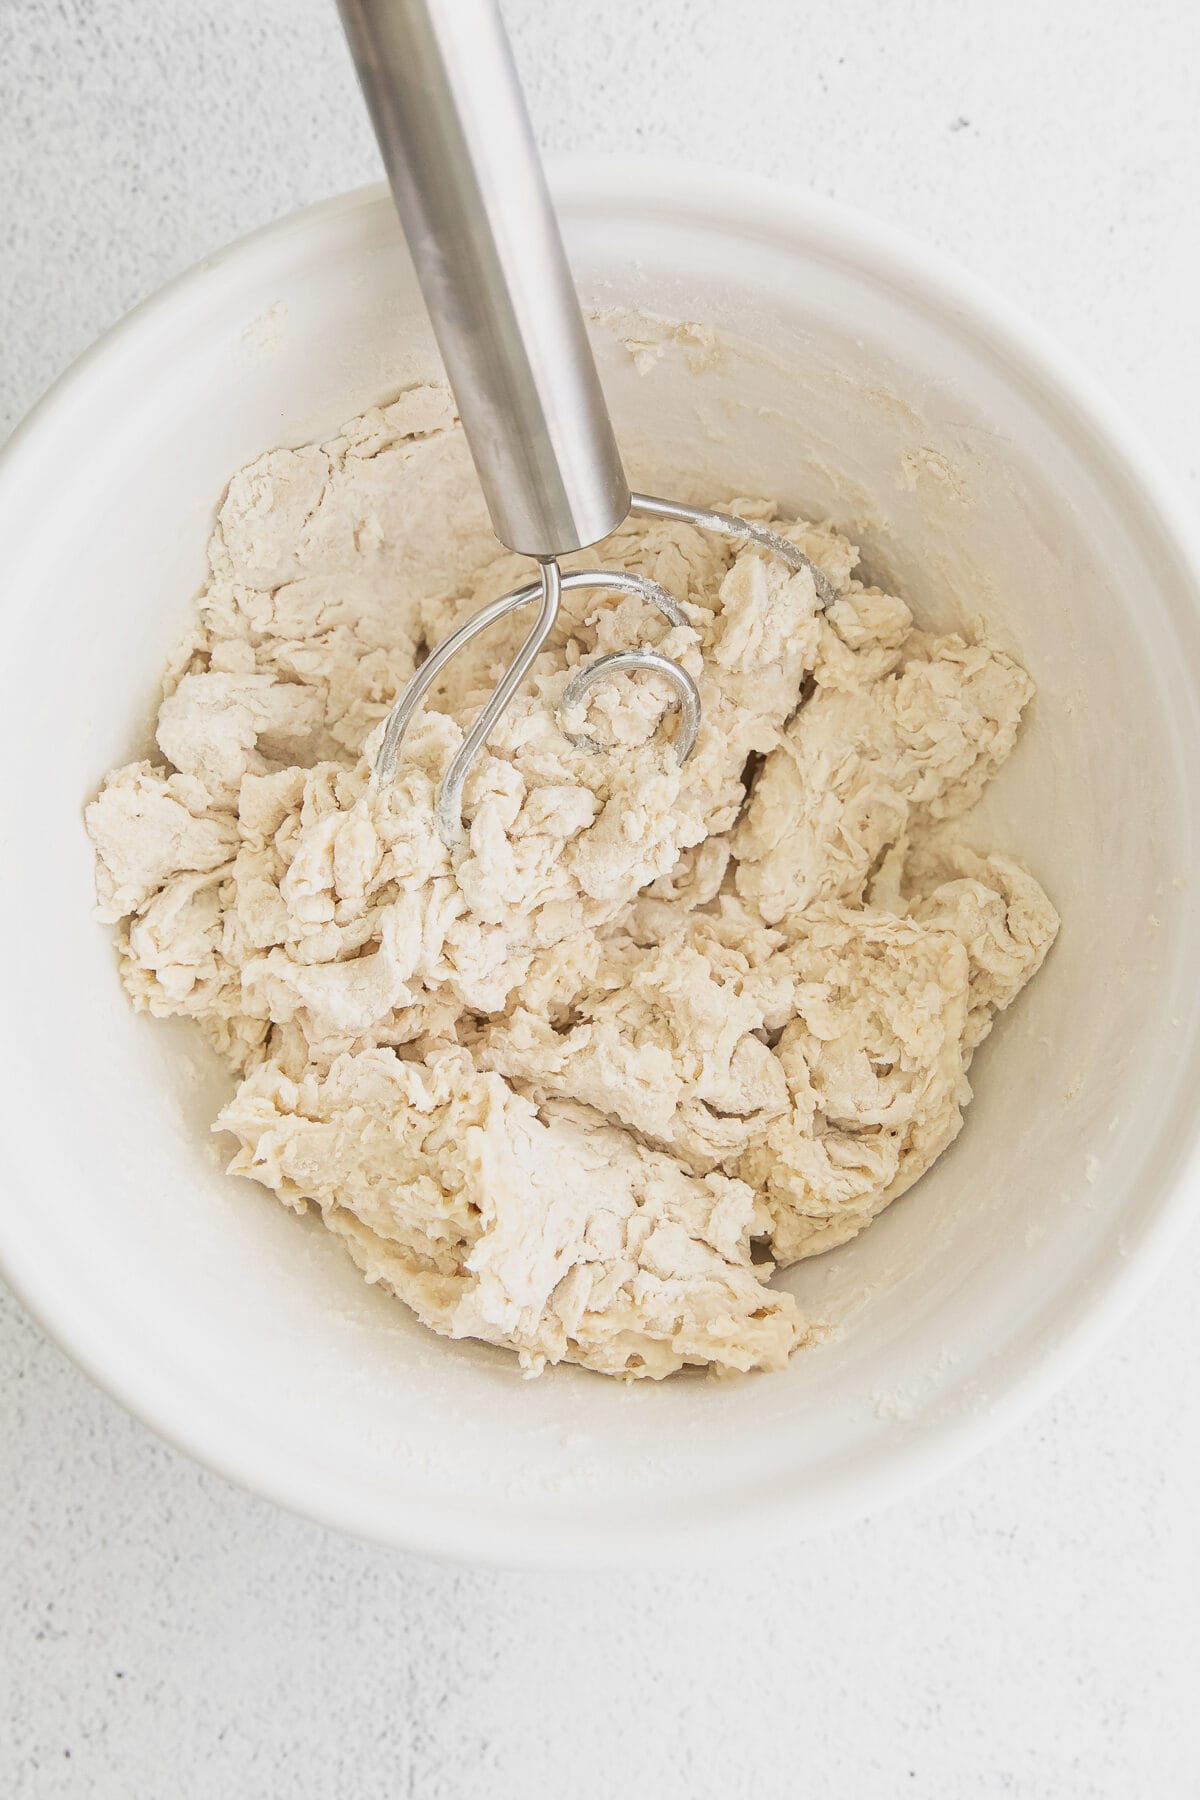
top-left (86, 385), bottom-right (1058, 1379)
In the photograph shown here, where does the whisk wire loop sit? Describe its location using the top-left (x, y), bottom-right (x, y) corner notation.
top-left (373, 493), bottom-right (834, 848)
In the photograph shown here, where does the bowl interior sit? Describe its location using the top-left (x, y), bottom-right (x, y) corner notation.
top-left (2, 178), bottom-right (1198, 1561)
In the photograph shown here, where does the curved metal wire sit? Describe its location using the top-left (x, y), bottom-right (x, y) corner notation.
top-left (373, 565), bottom-right (690, 788)
top-left (373, 563), bottom-right (698, 847)
top-left (372, 492), bottom-right (835, 849)
top-left (559, 648), bottom-right (701, 763)
top-left (629, 493), bottom-right (841, 611)
top-left (436, 557), bottom-right (561, 848)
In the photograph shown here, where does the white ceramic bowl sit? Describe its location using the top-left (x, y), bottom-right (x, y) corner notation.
top-left (2, 164), bottom-right (1199, 1567)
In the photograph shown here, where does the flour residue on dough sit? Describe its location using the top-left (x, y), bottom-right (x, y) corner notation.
top-left (86, 385), bottom-right (1058, 1379)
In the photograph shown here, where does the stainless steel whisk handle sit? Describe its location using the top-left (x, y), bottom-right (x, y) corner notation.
top-left (337, 0), bottom-right (631, 558)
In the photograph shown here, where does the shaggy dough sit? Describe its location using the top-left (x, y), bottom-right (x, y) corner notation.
top-left (87, 386), bottom-right (1059, 1378)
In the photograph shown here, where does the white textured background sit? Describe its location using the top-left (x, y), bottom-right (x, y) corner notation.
top-left (3, 2), bottom-right (1199, 1795)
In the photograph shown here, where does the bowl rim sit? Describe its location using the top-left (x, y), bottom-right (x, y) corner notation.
top-left (3, 155), bottom-right (1200, 1567)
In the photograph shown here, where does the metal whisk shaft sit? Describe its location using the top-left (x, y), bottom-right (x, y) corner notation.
top-left (338, 2), bottom-right (837, 848)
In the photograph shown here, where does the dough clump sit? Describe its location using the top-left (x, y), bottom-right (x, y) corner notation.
top-left (87, 388), bottom-right (1058, 1378)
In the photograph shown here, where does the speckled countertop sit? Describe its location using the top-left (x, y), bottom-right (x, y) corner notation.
top-left (3, 3), bottom-right (1200, 1795)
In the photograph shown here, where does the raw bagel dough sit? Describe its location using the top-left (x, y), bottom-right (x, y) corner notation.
top-left (87, 386), bottom-right (1058, 1378)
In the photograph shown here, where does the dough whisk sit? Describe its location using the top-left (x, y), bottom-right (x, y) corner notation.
top-left (338, 0), bottom-right (836, 848)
